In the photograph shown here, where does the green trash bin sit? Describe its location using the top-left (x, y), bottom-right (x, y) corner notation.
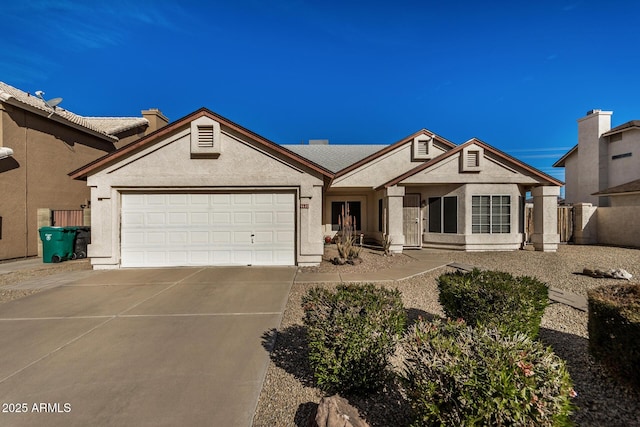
top-left (39, 226), bottom-right (76, 263)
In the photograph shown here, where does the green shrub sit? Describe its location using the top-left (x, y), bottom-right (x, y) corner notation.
top-left (438, 269), bottom-right (549, 338)
top-left (402, 318), bottom-right (576, 427)
top-left (301, 283), bottom-right (407, 394)
top-left (588, 283), bottom-right (640, 389)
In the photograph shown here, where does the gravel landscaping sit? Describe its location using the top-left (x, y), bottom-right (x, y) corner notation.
top-left (254, 245), bottom-right (640, 427)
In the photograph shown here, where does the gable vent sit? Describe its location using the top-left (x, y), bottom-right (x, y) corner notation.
top-left (417, 140), bottom-right (429, 156)
top-left (467, 150), bottom-right (480, 168)
top-left (198, 125), bottom-right (215, 147)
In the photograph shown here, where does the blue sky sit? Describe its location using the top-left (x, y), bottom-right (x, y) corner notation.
top-left (3, 1), bottom-right (640, 183)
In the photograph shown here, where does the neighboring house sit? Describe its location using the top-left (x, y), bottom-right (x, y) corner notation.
top-left (554, 109), bottom-right (640, 207)
top-left (70, 108), bottom-right (562, 269)
top-left (0, 81), bottom-right (168, 260)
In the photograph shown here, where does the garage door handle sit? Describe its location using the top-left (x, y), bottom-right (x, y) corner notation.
top-left (251, 233), bottom-right (255, 244)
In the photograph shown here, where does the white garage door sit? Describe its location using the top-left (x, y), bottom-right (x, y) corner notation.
top-left (121, 193), bottom-right (295, 267)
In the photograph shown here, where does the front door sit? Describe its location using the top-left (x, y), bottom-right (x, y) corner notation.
top-left (403, 194), bottom-right (421, 247)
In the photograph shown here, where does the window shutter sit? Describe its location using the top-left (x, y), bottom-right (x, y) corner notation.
top-left (198, 125), bottom-right (215, 147)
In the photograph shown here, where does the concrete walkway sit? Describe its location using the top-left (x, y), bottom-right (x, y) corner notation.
top-left (294, 250), bottom-right (452, 283)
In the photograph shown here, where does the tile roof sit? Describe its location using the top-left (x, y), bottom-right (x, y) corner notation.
top-left (283, 144), bottom-right (387, 173)
top-left (83, 117), bottom-right (149, 135)
top-left (0, 81), bottom-right (147, 141)
top-left (593, 178), bottom-right (640, 196)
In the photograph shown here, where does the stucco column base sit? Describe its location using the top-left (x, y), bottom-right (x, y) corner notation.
top-left (573, 203), bottom-right (597, 245)
top-left (531, 186), bottom-right (560, 252)
top-left (531, 234), bottom-right (559, 252)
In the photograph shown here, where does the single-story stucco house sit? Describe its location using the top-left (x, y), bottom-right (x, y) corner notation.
top-left (70, 108), bottom-right (562, 269)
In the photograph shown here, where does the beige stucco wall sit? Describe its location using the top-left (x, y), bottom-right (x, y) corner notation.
top-left (563, 153), bottom-right (580, 205)
top-left (596, 206), bottom-right (640, 248)
top-left (86, 122), bottom-right (325, 268)
top-left (413, 183), bottom-right (525, 251)
top-left (576, 111), bottom-right (611, 206)
top-left (401, 144), bottom-right (540, 185)
top-left (610, 194), bottom-right (640, 207)
top-left (0, 104), bottom-right (116, 260)
top-left (331, 141), bottom-right (448, 188)
top-left (607, 128), bottom-right (640, 189)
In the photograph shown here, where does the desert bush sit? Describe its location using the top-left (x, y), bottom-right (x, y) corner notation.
top-left (438, 269), bottom-right (549, 338)
top-left (301, 283), bottom-right (407, 394)
top-left (588, 283), bottom-right (640, 389)
top-left (402, 318), bottom-right (576, 427)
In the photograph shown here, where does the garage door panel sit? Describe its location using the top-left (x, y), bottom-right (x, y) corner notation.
top-left (190, 212), bottom-right (209, 225)
top-left (233, 194), bottom-right (252, 204)
top-left (147, 213), bottom-right (166, 226)
top-left (121, 193), bottom-right (295, 267)
top-left (253, 231), bottom-right (273, 244)
top-left (234, 212), bottom-right (252, 224)
top-left (190, 231), bottom-right (209, 244)
top-left (255, 212), bottom-right (273, 223)
top-left (168, 212), bottom-right (188, 225)
top-left (233, 231), bottom-right (252, 244)
top-left (276, 212), bottom-right (294, 224)
top-left (147, 194), bottom-right (166, 205)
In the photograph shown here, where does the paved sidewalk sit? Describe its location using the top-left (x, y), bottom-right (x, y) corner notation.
top-left (294, 250), bottom-right (452, 283)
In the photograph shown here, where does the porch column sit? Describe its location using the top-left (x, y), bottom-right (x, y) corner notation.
top-left (531, 186), bottom-right (559, 252)
top-left (298, 183), bottom-right (324, 266)
top-left (385, 185), bottom-right (405, 253)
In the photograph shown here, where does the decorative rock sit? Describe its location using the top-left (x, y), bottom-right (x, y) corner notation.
top-left (309, 395), bottom-right (370, 427)
top-left (582, 268), bottom-right (633, 280)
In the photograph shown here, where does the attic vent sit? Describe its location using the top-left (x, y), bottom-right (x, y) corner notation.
top-left (190, 116), bottom-right (221, 158)
top-left (460, 146), bottom-right (483, 172)
top-left (412, 135), bottom-right (433, 160)
top-left (417, 140), bottom-right (429, 156)
top-left (467, 150), bottom-right (480, 168)
top-left (198, 125), bottom-right (215, 147)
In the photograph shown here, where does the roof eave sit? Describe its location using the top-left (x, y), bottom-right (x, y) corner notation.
top-left (70, 108), bottom-right (334, 180)
top-left (552, 145), bottom-right (578, 168)
top-left (377, 138), bottom-right (564, 190)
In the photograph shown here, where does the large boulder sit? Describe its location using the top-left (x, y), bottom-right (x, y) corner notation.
top-left (309, 395), bottom-right (370, 427)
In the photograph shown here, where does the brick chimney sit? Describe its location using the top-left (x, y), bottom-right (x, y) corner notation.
top-left (141, 109), bottom-right (169, 134)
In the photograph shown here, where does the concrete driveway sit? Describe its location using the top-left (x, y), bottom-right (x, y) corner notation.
top-left (0, 266), bottom-right (294, 427)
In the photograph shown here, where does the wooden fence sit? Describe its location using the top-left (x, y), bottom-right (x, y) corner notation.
top-left (52, 210), bottom-right (84, 227)
top-left (525, 205), bottom-right (573, 243)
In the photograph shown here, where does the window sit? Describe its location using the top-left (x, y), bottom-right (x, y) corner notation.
top-left (378, 199), bottom-right (383, 232)
top-left (331, 201), bottom-right (361, 231)
top-left (472, 195), bottom-right (511, 234)
top-left (428, 196), bottom-right (457, 233)
top-left (612, 152), bottom-right (632, 160)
